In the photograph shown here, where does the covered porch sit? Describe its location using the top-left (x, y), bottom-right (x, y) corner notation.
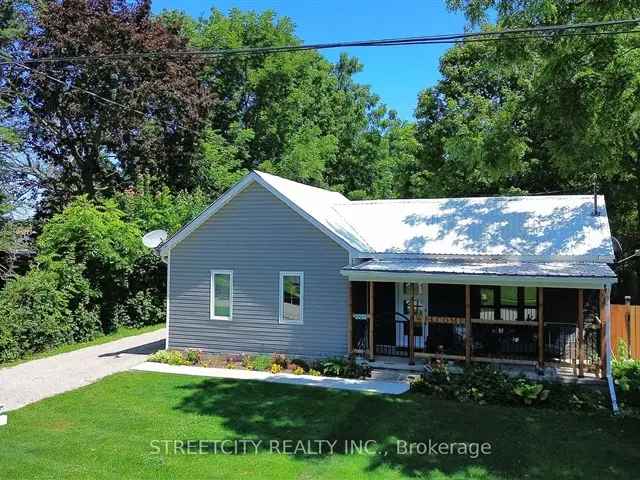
top-left (342, 258), bottom-right (617, 377)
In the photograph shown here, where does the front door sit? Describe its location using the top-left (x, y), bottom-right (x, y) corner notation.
top-left (395, 283), bottom-right (428, 349)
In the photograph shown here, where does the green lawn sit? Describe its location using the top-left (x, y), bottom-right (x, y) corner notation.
top-left (1, 372), bottom-right (638, 480)
top-left (0, 324), bottom-right (164, 369)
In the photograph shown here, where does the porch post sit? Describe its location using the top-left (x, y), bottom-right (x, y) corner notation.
top-left (408, 283), bottom-right (416, 365)
top-left (538, 288), bottom-right (544, 369)
top-left (577, 289), bottom-right (584, 377)
top-left (600, 289), bottom-right (606, 377)
top-left (368, 281), bottom-right (375, 361)
top-left (347, 281), bottom-right (353, 355)
top-left (465, 285), bottom-right (471, 365)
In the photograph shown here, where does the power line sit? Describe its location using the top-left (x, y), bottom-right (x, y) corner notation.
top-left (1, 18), bottom-right (639, 66)
top-left (1, 18), bottom-right (638, 138)
top-left (0, 51), bottom-right (200, 137)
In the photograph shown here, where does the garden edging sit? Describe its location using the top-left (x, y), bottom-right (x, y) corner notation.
top-left (132, 361), bottom-right (409, 395)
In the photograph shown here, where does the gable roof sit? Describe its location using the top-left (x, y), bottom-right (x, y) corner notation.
top-left (159, 171), bottom-right (614, 262)
top-left (158, 171), bottom-right (370, 257)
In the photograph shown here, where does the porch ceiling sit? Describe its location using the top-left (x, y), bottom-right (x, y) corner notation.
top-left (340, 258), bottom-right (617, 289)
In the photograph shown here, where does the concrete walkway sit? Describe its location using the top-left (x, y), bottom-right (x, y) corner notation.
top-left (133, 361), bottom-right (410, 395)
top-left (0, 328), bottom-right (166, 412)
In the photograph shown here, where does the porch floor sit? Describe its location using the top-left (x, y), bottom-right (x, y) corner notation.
top-left (359, 355), bottom-right (605, 386)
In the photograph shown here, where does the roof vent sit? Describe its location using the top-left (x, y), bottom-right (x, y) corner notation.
top-left (592, 174), bottom-right (599, 216)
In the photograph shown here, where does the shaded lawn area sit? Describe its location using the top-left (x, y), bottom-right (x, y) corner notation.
top-left (0, 324), bottom-right (165, 369)
top-left (1, 372), bottom-right (638, 480)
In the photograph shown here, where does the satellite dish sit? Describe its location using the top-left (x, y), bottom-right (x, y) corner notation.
top-left (142, 229), bottom-right (168, 249)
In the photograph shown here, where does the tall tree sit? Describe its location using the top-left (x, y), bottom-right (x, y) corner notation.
top-left (169, 8), bottom-right (418, 199)
top-left (11, 0), bottom-right (213, 216)
top-left (422, 0), bottom-right (640, 297)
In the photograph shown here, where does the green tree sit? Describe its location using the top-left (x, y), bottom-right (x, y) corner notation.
top-left (36, 196), bottom-right (144, 329)
top-left (12, 0), bottom-right (213, 217)
top-left (173, 8), bottom-right (418, 198)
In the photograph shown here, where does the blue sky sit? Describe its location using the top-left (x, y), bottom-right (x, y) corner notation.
top-left (150, 0), bottom-right (468, 120)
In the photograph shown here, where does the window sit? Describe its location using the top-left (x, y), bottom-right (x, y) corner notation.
top-left (279, 272), bottom-right (303, 324)
top-left (523, 287), bottom-right (537, 321)
top-left (210, 270), bottom-right (233, 320)
top-left (500, 286), bottom-right (518, 321)
top-left (479, 286), bottom-right (538, 321)
top-left (480, 287), bottom-right (495, 320)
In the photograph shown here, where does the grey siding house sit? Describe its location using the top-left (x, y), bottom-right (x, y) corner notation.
top-left (167, 180), bottom-right (350, 357)
top-left (159, 170), bottom-right (618, 376)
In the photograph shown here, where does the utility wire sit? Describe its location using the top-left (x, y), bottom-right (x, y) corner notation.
top-left (1, 18), bottom-right (639, 66)
top-left (1, 18), bottom-right (638, 137)
top-left (0, 51), bottom-right (199, 136)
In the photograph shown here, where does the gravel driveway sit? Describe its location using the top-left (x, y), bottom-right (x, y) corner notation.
top-left (0, 328), bottom-right (165, 412)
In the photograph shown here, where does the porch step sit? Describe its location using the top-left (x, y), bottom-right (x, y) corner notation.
top-left (357, 356), bottom-right (425, 373)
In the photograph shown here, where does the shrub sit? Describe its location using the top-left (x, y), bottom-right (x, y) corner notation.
top-left (114, 289), bottom-right (165, 328)
top-left (290, 358), bottom-right (310, 371)
top-left (241, 354), bottom-right (255, 370)
top-left (252, 355), bottom-right (272, 371)
top-left (148, 350), bottom-right (192, 366)
top-left (293, 366), bottom-right (305, 375)
top-left (0, 258), bottom-right (101, 363)
top-left (413, 362), bottom-right (614, 412)
top-left (318, 356), bottom-right (371, 379)
top-left (270, 363), bottom-right (283, 374)
top-left (271, 353), bottom-right (288, 368)
top-left (513, 379), bottom-right (549, 405)
top-left (183, 349), bottom-right (202, 365)
top-left (613, 340), bottom-right (640, 395)
top-left (308, 369), bottom-right (321, 376)
top-left (36, 197), bottom-right (144, 331)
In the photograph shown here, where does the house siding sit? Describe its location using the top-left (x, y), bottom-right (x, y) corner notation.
top-left (168, 181), bottom-right (350, 357)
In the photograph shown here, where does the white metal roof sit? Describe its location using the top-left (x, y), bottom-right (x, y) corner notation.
top-left (343, 258), bottom-right (616, 278)
top-left (341, 259), bottom-right (616, 288)
top-left (333, 195), bottom-right (614, 261)
top-left (160, 171), bottom-right (615, 264)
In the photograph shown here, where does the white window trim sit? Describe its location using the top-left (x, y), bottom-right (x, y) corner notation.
top-left (279, 271), bottom-right (304, 325)
top-left (210, 270), bottom-right (233, 321)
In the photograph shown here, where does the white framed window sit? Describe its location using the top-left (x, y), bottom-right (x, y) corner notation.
top-left (210, 270), bottom-right (233, 320)
top-left (279, 271), bottom-right (304, 324)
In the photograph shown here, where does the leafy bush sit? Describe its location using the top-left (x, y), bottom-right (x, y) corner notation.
top-left (114, 289), bottom-right (165, 328)
top-left (412, 361), bottom-right (611, 412)
top-left (317, 356), bottom-right (371, 379)
top-left (613, 340), bottom-right (640, 393)
top-left (308, 369), bottom-right (321, 376)
top-left (0, 258), bottom-right (101, 363)
top-left (184, 349), bottom-right (202, 365)
top-left (270, 363), bottom-right (283, 374)
top-left (271, 353), bottom-right (288, 368)
top-left (241, 354), bottom-right (255, 370)
top-left (513, 379), bottom-right (549, 405)
top-left (148, 350), bottom-right (192, 366)
top-left (293, 366), bottom-right (305, 375)
top-left (37, 197), bottom-right (144, 331)
top-left (252, 355), bottom-right (273, 371)
top-left (290, 358), bottom-right (310, 371)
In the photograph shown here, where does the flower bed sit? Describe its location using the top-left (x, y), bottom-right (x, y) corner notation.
top-left (148, 349), bottom-right (371, 380)
top-left (410, 359), bottom-right (627, 415)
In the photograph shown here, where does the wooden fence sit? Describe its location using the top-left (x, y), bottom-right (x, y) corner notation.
top-left (610, 304), bottom-right (640, 359)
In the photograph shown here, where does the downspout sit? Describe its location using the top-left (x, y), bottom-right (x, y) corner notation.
top-left (604, 285), bottom-right (620, 415)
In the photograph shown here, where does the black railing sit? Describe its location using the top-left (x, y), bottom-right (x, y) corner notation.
top-left (472, 323), bottom-right (537, 361)
top-left (544, 322), bottom-right (601, 369)
top-left (373, 311), bottom-right (412, 357)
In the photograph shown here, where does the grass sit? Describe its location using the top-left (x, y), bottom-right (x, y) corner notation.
top-left (0, 324), bottom-right (164, 369)
top-left (1, 372), bottom-right (639, 479)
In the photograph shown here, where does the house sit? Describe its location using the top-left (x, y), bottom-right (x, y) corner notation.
top-left (158, 171), bottom-right (617, 377)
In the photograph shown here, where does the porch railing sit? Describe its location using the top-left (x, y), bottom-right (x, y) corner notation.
top-left (351, 291), bottom-right (602, 375)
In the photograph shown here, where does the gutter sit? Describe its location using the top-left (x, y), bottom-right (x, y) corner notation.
top-left (604, 285), bottom-right (620, 415)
